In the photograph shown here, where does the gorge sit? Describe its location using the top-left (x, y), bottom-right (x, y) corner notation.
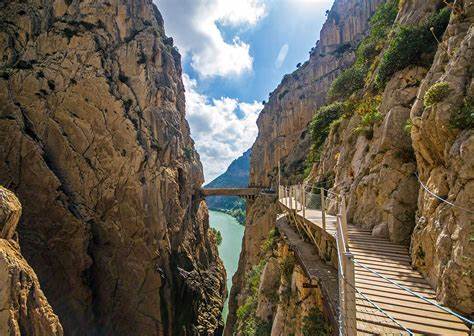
top-left (0, 0), bottom-right (473, 336)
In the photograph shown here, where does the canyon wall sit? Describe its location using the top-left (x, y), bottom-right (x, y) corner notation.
top-left (230, 0), bottom-right (473, 332)
top-left (0, 186), bottom-right (63, 336)
top-left (0, 1), bottom-right (225, 335)
top-left (409, 1), bottom-right (473, 315)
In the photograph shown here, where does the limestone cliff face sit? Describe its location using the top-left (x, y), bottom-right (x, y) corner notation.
top-left (0, 186), bottom-right (63, 336)
top-left (0, 1), bottom-right (225, 335)
top-left (250, 0), bottom-right (383, 187)
top-left (409, 2), bottom-right (473, 315)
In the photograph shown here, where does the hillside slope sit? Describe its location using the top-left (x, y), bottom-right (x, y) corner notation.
top-left (205, 149), bottom-right (251, 222)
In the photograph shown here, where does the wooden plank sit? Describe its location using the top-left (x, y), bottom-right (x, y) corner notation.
top-left (356, 310), bottom-right (469, 335)
top-left (356, 301), bottom-right (470, 325)
top-left (356, 281), bottom-right (436, 299)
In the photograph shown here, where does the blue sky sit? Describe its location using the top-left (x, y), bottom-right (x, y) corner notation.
top-left (156, 0), bottom-right (333, 181)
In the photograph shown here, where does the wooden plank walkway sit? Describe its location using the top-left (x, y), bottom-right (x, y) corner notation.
top-left (279, 197), bottom-right (470, 335)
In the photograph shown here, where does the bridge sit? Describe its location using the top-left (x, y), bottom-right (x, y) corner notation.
top-left (201, 187), bottom-right (275, 199)
top-left (201, 187), bottom-right (261, 197)
top-left (278, 184), bottom-right (472, 335)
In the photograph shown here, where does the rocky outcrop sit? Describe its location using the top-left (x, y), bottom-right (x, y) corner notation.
top-left (316, 66), bottom-right (424, 244)
top-left (0, 1), bottom-right (225, 335)
top-left (409, 2), bottom-right (473, 315)
top-left (225, 196), bottom-right (278, 335)
top-left (0, 186), bottom-right (63, 336)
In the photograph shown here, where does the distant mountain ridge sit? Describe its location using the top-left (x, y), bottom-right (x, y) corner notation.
top-left (204, 149), bottom-right (251, 223)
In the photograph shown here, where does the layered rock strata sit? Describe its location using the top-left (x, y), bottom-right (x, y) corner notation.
top-left (0, 1), bottom-right (225, 334)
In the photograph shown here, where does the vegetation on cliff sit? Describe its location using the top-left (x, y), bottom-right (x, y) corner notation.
top-left (306, 0), bottom-right (452, 174)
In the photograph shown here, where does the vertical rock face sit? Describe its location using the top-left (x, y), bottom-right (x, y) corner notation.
top-left (0, 1), bottom-right (225, 335)
top-left (250, 0), bottom-right (383, 187)
top-left (317, 66), bottom-right (424, 244)
top-left (0, 186), bottom-right (63, 336)
top-left (409, 2), bottom-right (473, 315)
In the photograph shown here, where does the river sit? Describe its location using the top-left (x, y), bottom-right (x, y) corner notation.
top-left (209, 210), bottom-right (245, 322)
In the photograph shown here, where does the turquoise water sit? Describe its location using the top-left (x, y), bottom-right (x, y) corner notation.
top-left (209, 210), bottom-right (245, 321)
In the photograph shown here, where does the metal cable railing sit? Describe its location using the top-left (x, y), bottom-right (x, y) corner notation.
top-left (415, 173), bottom-right (474, 214)
top-left (354, 259), bottom-right (474, 327)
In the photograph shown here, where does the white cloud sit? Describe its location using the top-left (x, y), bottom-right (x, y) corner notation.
top-left (183, 74), bottom-right (262, 181)
top-left (156, 0), bottom-right (266, 78)
top-left (275, 43), bottom-right (289, 69)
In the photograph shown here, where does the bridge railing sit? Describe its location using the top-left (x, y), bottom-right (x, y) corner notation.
top-left (279, 184), bottom-right (417, 335)
top-left (279, 184), bottom-right (357, 335)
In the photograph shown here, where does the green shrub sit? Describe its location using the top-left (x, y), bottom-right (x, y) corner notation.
top-left (308, 102), bottom-right (346, 161)
top-left (354, 96), bottom-right (383, 139)
top-left (328, 0), bottom-right (399, 99)
top-left (376, 7), bottom-right (451, 87)
top-left (404, 119), bottom-right (413, 133)
top-left (424, 82), bottom-right (451, 107)
top-left (354, 0), bottom-right (399, 66)
top-left (280, 254), bottom-right (296, 283)
top-left (450, 96), bottom-right (474, 130)
top-left (183, 147), bottom-right (193, 160)
top-left (302, 308), bottom-right (332, 336)
top-left (328, 65), bottom-right (366, 101)
top-left (236, 259), bottom-right (268, 334)
top-left (210, 228), bottom-right (222, 245)
top-left (261, 228), bottom-right (279, 253)
top-left (369, 0), bottom-right (399, 41)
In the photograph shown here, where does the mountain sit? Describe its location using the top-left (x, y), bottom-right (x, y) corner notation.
top-left (204, 149), bottom-right (251, 224)
top-left (0, 1), bottom-right (225, 335)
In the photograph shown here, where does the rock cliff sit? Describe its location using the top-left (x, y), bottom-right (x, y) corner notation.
top-left (229, 0), bottom-right (473, 332)
top-left (0, 186), bottom-right (63, 336)
top-left (409, 1), bottom-right (473, 315)
top-left (0, 1), bottom-right (225, 335)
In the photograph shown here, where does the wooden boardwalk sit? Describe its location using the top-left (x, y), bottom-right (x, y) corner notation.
top-left (279, 197), bottom-right (470, 335)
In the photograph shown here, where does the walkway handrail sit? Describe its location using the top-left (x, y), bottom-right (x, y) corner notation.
top-left (354, 259), bottom-right (474, 326)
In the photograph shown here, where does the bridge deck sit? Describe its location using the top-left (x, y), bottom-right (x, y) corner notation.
top-left (279, 197), bottom-right (470, 335)
top-left (202, 187), bottom-right (261, 197)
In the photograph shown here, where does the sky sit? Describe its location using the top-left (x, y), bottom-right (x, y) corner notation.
top-left (155, 0), bottom-right (333, 182)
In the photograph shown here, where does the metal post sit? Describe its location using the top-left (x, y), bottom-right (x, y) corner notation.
top-left (320, 187), bottom-right (326, 231)
top-left (278, 160), bottom-right (281, 195)
top-left (341, 194), bottom-right (349, 251)
top-left (344, 252), bottom-right (357, 336)
top-left (302, 185), bottom-right (306, 218)
top-left (290, 186), bottom-right (294, 209)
